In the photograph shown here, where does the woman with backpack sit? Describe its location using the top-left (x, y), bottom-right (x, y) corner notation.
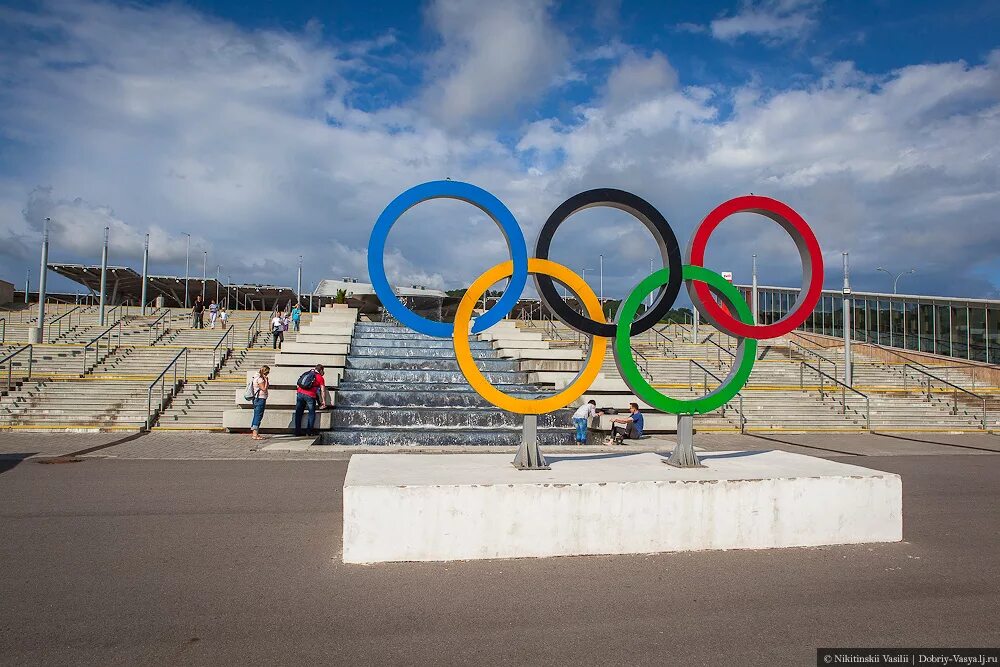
top-left (248, 365), bottom-right (270, 441)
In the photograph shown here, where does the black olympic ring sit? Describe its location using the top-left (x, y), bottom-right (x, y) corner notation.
top-left (533, 188), bottom-right (684, 337)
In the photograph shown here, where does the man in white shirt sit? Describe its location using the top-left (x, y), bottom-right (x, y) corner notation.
top-left (572, 399), bottom-right (602, 445)
top-left (271, 313), bottom-right (284, 349)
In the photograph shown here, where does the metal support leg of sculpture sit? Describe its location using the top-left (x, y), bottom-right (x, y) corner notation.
top-left (513, 414), bottom-right (550, 470)
top-left (665, 414), bottom-right (703, 468)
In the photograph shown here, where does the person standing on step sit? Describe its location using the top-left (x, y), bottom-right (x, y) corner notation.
top-left (293, 364), bottom-right (327, 437)
top-left (605, 402), bottom-right (644, 445)
top-left (291, 303), bottom-right (302, 332)
top-left (208, 299), bottom-right (218, 329)
top-left (271, 311), bottom-right (284, 349)
top-left (248, 365), bottom-right (270, 442)
top-left (192, 295), bottom-right (205, 329)
top-left (571, 399), bottom-right (603, 445)
top-left (219, 306), bottom-right (228, 329)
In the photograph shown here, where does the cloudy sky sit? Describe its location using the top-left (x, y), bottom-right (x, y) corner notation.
top-left (1, 0), bottom-right (998, 304)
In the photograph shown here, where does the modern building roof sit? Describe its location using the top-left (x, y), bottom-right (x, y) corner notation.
top-left (314, 278), bottom-right (447, 299)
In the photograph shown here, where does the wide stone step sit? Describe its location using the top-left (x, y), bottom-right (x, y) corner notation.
top-left (335, 387), bottom-right (551, 408)
top-left (345, 357), bottom-right (516, 372)
top-left (351, 338), bottom-right (493, 350)
top-left (318, 427), bottom-right (575, 447)
top-left (340, 369), bottom-right (528, 384)
top-left (332, 407), bottom-right (572, 429)
top-left (349, 346), bottom-right (494, 358)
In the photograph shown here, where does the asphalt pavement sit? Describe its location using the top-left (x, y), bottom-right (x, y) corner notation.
top-left (1, 453), bottom-right (998, 665)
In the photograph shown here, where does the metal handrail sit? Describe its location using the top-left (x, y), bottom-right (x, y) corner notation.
top-left (246, 311), bottom-right (262, 348)
top-left (1, 344), bottom-right (33, 394)
top-left (147, 308), bottom-right (170, 345)
top-left (787, 339), bottom-right (837, 379)
top-left (44, 305), bottom-right (81, 343)
top-left (687, 359), bottom-right (746, 431)
top-left (210, 328), bottom-right (234, 379)
top-left (0, 317), bottom-right (4, 345)
top-left (81, 321), bottom-right (123, 374)
top-left (799, 361), bottom-right (871, 430)
top-left (631, 345), bottom-right (654, 381)
top-left (901, 364), bottom-right (987, 429)
top-left (650, 325), bottom-right (676, 357)
top-left (704, 333), bottom-right (735, 369)
top-left (145, 348), bottom-right (189, 430)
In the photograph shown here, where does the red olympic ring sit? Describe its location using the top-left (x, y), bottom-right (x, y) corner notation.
top-left (686, 195), bottom-right (824, 340)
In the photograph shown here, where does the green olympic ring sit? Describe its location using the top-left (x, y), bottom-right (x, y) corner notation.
top-left (613, 265), bottom-right (757, 415)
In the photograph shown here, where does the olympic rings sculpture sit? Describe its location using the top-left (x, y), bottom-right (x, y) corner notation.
top-left (367, 181), bottom-right (824, 417)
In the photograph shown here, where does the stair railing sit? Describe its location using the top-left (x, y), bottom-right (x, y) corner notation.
top-left (246, 311), bottom-right (262, 348)
top-left (210, 328), bottom-right (234, 379)
top-left (147, 309), bottom-right (170, 346)
top-left (687, 359), bottom-right (746, 432)
top-left (145, 347), bottom-right (189, 430)
top-left (1, 344), bottom-right (32, 394)
top-left (650, 325), bottom-right (676, 357)
top-left (704, 333), bottom-right (735, 370)
top-left (43, 306), bottom-right (81, 343)
top-left (786, 339), bottom-right (837, 379)
top-left (799, 361), bottom-right (871, 430)
top-left (81, 321), bottom-right (123, 375)
top-left (0, 317), bottom-right (5, 345)
top-left (631, 345), bottom-right (654, 381)
top-left (901, 363), bottom-right (987, 430)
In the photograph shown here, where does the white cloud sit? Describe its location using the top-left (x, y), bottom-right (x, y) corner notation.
top-left (419, 0), bottom-right (570, 127)
top-left (710, 0), bottom-right (822, 44)
top-left (603, 51), bottom-right (679, 112)
top-left (0, 0), bottom-right (997, 302)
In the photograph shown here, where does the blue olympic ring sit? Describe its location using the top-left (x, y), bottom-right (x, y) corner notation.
top-left (367, 180), bottom-right (529, 338)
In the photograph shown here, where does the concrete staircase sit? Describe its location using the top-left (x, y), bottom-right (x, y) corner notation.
top-left (319, 321), bottom-right (574, 446)
top-left (521, 319), bottom-right (998, 433)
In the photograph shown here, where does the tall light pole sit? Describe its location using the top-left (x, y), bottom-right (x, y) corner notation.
top-left (24, 268), bottom-right (29, 304)
top-left (751, 253), bottom-right (759, 325)
top-left (140, 233), bottom-right (149, 315)
top-left (182, 233), bottom-right (191, 308)
top-left (216, 265), bottom-right (221, 303)
top-left (201, 250), bottom-right (207, 303)
top-left (297, 255), bottom-right (302, 307)
top-left (98, 226), bottom-right (109, 326)
top-left (29, 217), bottom-right (51, 343)
top-left (843, 252), bottom-right (853, 387)
top-left (876, 267), bottom-right (915, 295)
top-left (599, 254), bottom-right (604, 307)
top-left (647, 258), bottom-right (654, 309)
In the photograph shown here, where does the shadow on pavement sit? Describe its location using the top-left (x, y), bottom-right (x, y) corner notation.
top-left (0, 453), bottom-right (37, 475)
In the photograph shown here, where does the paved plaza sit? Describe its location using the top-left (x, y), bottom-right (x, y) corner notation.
top-left (1, 432), bottom-right (998, 664)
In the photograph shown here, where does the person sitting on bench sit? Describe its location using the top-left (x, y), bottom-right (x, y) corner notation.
top-left (606, 403), bottom-right (644, 444)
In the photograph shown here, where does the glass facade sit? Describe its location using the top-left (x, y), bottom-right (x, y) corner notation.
top-left (735, 285), bottom-right (999, 364)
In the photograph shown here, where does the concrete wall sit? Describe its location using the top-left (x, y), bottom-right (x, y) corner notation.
top-left (0, 279), bottom-right (13, 306)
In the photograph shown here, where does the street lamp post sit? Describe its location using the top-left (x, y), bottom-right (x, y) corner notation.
top-left (202, 250), bottom-right (207, 303)
top-left (843, 252), bottom-right (853, 387)
top-left (29, 217), bottom-right (51, 343)
top-left (751, 254), bottom-right (759, 325)
top-left (98, 226), bottom-right (109, 326)
top-left (599, 254), bottom-right (604, 308)
top-left (297, 256), bottom-right (302, 307)
top-left (648, 258), bottom-right (654, 309)
top-left (183, 233), bottom-right (191, 308)
top-left (876, 267), bottom-right (916, 295)
top-left (140, 233), bottom-right (149, 315)
top-left (216, 265), bottom-right (221, 303)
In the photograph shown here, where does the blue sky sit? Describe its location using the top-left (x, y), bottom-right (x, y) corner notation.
top-left (0, 0), bottom-right (998, 302)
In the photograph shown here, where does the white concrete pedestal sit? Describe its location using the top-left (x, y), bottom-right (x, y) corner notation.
top-left (342, 451), bottom-right (902, 563)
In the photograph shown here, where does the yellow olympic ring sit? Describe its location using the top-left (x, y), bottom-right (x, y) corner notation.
top-left (452, 258), bottom-right (607, 415)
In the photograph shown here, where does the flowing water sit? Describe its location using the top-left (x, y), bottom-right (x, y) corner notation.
top-left (320, 322), bottom-right (574, 446)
